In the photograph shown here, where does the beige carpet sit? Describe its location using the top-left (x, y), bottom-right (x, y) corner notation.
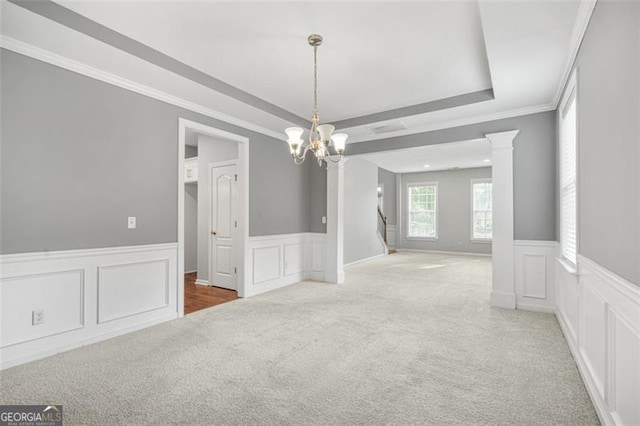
top-left (1, 252), bottom-right (598, 425)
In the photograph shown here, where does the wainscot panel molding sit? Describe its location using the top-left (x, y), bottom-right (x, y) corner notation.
top-left (246, 233), bottom-right (326, 297)
top-left (0, 243), bottom-right (178, 369)
top-left (514, 240), bottom-right (557, 312)
top-left (556, 254), bottom-right (640, 426)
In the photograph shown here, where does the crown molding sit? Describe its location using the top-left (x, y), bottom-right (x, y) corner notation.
top-left (0, 36), bottom-right (285, 141)
top-left (346, 103), bottom-right (555, 144)
top-left (551, 0), bottom-right (597, 108)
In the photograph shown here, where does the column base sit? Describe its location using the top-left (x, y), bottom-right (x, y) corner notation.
top-left (490, 291), bottom-right (516, 309)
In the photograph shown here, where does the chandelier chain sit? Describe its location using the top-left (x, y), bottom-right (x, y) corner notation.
top-left (313, 46), bottom-right (318, 116)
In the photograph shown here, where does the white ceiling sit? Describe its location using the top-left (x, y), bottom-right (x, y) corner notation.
top-left (358, 139), bottom-right (492, 174)
top-left (1, 0), bottom-right (592, 145)
top-left (56, 1), bottom-right (493, 123)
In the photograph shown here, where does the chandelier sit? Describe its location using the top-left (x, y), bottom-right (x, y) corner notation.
top-left (285, 34), bottom-right (348, 166)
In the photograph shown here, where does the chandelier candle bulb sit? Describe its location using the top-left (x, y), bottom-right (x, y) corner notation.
top-left (317, 124), bottom-right (335, 143)
top-left (332, 133), bottom-right (348, 153)
top-left (284, 34), bottom-right (347, 165)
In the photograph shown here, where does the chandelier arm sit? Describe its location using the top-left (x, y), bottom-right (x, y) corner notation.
top-left (291, 144), bottom-right (311, 164)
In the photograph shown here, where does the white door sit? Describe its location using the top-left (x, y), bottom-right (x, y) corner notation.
top-left (210, 163), bottom-right (237, 290)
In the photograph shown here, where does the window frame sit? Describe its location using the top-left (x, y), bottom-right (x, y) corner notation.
top-left (558, 70), bottom-right (579, 267)
top-left (470, 178), bottom-right (493, 243)
top-left (405, 181), bottom-right (439, 241)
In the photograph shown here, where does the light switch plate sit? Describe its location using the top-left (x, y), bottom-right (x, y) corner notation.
top-left (128, 217), bottom-right (136, 229)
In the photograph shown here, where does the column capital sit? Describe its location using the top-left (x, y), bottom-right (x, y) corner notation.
top-left (486, 130), bottom-right (520, 150)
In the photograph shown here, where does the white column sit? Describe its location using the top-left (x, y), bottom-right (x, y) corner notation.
top-left (486, 130), bottom-right (519, 309)
top-left (325, 158), bottom-right (346, 284)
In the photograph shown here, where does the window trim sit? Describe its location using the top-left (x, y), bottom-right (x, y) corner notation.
top-left (558, 69), bottom-right (579, 267)
top-left (405, 181), bottom-right (439, 241)
top-left (470, 178), bottom-right (493, 243)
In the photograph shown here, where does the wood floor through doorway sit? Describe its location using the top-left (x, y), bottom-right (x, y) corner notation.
top-left (184, 272), bottom-right (238, 314)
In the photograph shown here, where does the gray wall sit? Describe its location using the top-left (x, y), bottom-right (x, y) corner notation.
top-left (344, 158), bottom-right (386, 264)
top-left (378, 167), bottom-right (397, 225)
top-left (196, 135), bottom-right (238, 282)
top-left (0, 48), bottom-right (313, 254)
top-left (568, 0), bottom-right (639, 285)
top-left (398, 167), bottom-right (492, 254)
top-left (185, 145), bottom-right (198, 159)
top-left (184, 184), bottom-right (198, 272)
top-left (349, 112), bottom-right (557, 242)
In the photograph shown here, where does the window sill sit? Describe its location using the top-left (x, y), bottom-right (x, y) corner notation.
top-left (406, 236), bottom-right (439, 242)
top-left (557, 257), bottom-right (578, 276)
top-left (470, 238), bottom-right (492, 244)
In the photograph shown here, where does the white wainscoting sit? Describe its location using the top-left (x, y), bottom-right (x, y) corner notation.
top-left (556, 255), bottom-right (640, 426)
top-left (514, 240), bottom-right (557, 312)
top-left (246, 233), bottom-right (326, 297)
top-left (0, 243), bottom-right (178, 369)
top-left (386, 225), bottom-right (397, 250)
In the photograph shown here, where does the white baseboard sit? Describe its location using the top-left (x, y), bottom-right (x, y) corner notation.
top-left (344, 253), bottom-right (386, 267)
top-left (245, 233), bottom-right (326, 297)
top-left (397, 248), bottom-right (491, 257)
top-left (556, 255), bottom-right (640, 426)
top-left (195, 279), bottom-right (209, 286)
top-left (0, 243), bottom-right (179, 370)
top-left (490, 291), bottom-right (516, 309)
top-left (184, 270), bottom-right (197, 274)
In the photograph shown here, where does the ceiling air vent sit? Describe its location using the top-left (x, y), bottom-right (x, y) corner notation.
top-left (370, 121), bottom-right (408, 134)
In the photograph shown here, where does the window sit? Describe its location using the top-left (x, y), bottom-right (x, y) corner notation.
top-left (560, 83), bottom-right (577, 265)
top-left (407, 183), bottom-right (437, 238)
top-left (472, 180), bottom-right (492, 240)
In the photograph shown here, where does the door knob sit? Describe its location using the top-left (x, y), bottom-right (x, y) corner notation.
top-left (211, 230), bottom-right (217, 236)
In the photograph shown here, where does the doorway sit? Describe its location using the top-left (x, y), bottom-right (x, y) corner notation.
top-left (178, 118), bottom-right (249, 317)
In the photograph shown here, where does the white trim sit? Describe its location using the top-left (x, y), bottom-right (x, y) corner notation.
top-left (513, 240), bottom-right (558, 248)
top-left (0, 243), bottom-right (178, 264)
top-left (0, 243), bottom-right (178, 369)
top-left (486, 130), bottom-right (519, 309)
top-left (405, 181), bottom-right (439, 240)
top-left (0, 36), bottom-right (284, 141)
top-left (556, 254), bottom-right (640, 426)
top-left (344, 253), bottom-right (386, 267)
top-left (346, 104), bottom-right (555, 144)
top-left (396, 248), bottom-right (491, 257)
top-left (386, 224), bottom-right (397, 249)
top-left (245, 233), bottom-right (326, 297)
top-left (555, 308), bottom-right (616, 426)
top-left (551, 0), bottom-right (597, 108)
top-left (558, 69), bottom-right (579, 268)
top-left (177, 118), bottom-right (250, 318)
top-left (514, 240), bottom-right (557, 312)
top-left (325, 159), bottom-right (346, 284)
top-left (194, 279), bottom-right (210, 286)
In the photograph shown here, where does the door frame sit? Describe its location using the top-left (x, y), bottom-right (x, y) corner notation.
top-left (208, 160), bottom-right (238, 292)
top-left (177, 118), bottom-right (249, 317)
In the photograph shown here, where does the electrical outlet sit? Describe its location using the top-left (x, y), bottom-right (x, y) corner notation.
top-left (128, 216), bottom-right (136, 229)
top-left (32, 310), bottom-right (45, 326)
top-left (322, 216), bottom-right (327, 224)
